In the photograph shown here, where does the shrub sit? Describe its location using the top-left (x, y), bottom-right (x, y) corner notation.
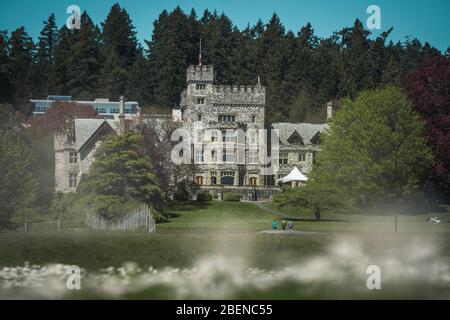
top-left (223, 193), bottom-right (241, 202)
top-left (212, 193), bottom-right (218, 199)
top-left (197, 192), bottom-right (212, 202)
top-left (173, 190), bottom-right (189, 202)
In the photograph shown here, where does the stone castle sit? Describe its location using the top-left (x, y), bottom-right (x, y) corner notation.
top-left (48, 63), bottom-right (330, 198)
top-left (179, 64), bottom-right (266, 189)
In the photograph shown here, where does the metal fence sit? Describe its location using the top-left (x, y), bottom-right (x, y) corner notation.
top-left (85, 203), bottom-right (156, 234)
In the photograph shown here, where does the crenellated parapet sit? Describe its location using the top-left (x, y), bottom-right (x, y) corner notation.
top-left (54, 132), bottom-right (75, 151)
top-left (213, 85), bottom-right (265, 94)
top-left (186, 65), bottom-right (215, 83)
top-left (211, 84), bottom-right (266, 105)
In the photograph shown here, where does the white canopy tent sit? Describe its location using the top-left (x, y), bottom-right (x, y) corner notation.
top-left (277, 167), bottom-right (308, 186)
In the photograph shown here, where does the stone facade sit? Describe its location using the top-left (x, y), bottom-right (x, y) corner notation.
top-left (271, 123), bottom-right (329, 184)
top-left (53, 64), bottom-right (331, 196)
top-left (54, 120), bottom-right (118, 193)
top-left (54, 95), bottom-right (140, 193)
top-left (54, 133), bottom-right (78, 193)
top-left (179, 64), bottom-right (267, 188)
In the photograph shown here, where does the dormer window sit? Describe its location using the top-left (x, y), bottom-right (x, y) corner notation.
top-left (197, 98), bottom-right (205, 105)
top-left (287, 131), bottom-right (304, 145)
top-left (310, 132), bottom-right (322, 145)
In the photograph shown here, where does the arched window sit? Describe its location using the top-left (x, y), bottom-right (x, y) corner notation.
top-left (249, 177), bottom-right (258, 187)
top-left (211, 176), bottom-right (217, 185)
top-left (196, 176), bottom-right (204, 186)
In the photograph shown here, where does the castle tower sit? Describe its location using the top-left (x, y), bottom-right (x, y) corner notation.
top-left (185, 39), bottom-right (214, 84)
top-left (186, 64), bottom-right (214, 84)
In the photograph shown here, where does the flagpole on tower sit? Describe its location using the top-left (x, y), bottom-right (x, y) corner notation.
top-left (199, 38), bottom-right (202, 66)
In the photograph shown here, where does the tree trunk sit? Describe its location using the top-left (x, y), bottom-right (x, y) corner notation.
top-left (314, 206), bottom-right (321, 221)
top-left (24, 211), bottom-right (28, 233)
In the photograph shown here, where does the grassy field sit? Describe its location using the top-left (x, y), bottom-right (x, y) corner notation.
top-left (1, 201), bottom-right (449, 299)
top-left (1, 201), bottom-right (449, 269)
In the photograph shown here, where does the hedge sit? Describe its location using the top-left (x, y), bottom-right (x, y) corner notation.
top-left (197, 192), bottom-right (213, 202)
top-left (223, 193), bottom-right (241, 202)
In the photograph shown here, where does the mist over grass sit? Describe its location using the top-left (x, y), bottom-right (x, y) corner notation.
top-left (1, 234), bottom-right (449, 299)
top-left (0, 202), bottom-right (449, 299)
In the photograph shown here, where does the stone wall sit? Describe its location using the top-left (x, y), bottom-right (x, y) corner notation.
top-left (199, 186), bottom-right (281, 201)
top-left (54, 133), bottom-right (78, 193)
top-left (54, 133), bottom-right (104, 193)
top-left (211, 85), bottom-right (265, 106)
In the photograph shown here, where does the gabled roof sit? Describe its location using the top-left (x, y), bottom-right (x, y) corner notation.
top-left (74, 118), bottom-right (119, 151)
top-left (287, 130), bottom-right (305, 145)
top-left (310, 131), bottom-right (322, 145)
top-left (271, 123), bottom-right (329, 145)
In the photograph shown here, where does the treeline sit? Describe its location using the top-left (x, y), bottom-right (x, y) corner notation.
top-left (0, 4), bottom-right (445, 122)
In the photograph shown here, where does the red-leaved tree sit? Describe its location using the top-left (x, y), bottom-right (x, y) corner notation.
top-left (404, 54), bottom-right (450, 202)
top-left (26, 101), bottom-right (99, 137)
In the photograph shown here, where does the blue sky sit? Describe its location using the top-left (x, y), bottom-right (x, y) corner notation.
top-left (0, 0), bottom-right (449, 52)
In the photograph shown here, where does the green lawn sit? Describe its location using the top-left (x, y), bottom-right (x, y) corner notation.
top-left (1, 201), bottom-right (449, 271)
top-left (1, 201), bottom-right (450, 299)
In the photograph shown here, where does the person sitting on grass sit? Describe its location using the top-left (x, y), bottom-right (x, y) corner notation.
top-left (281, 220), bottom-right (287, 230)
top-left (272, 219), bottom-right (278, 230)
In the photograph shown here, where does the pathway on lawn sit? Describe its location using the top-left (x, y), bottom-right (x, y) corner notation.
top-left (254, 202), bottom-right (329, 235)
top-left (259, 230), bottom-right (325, 235)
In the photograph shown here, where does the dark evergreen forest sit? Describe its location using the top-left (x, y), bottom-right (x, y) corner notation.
top-left (0, 4), bottom-right (444, 123)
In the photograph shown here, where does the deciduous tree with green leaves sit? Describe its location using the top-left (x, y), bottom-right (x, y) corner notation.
top-left (317, 86), bottom-right (433, 197)
top-left (275, 86), bottom-right (433, 217)
top-left (274, 183), bottom-right (350, 221)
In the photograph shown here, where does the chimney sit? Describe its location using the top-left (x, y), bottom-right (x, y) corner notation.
top-left (326, 101), bottom-right (333, 120)
top-left (119, 96), bottom-right (125, 116)
top-left (118, 95), bottom-right (126, 134)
